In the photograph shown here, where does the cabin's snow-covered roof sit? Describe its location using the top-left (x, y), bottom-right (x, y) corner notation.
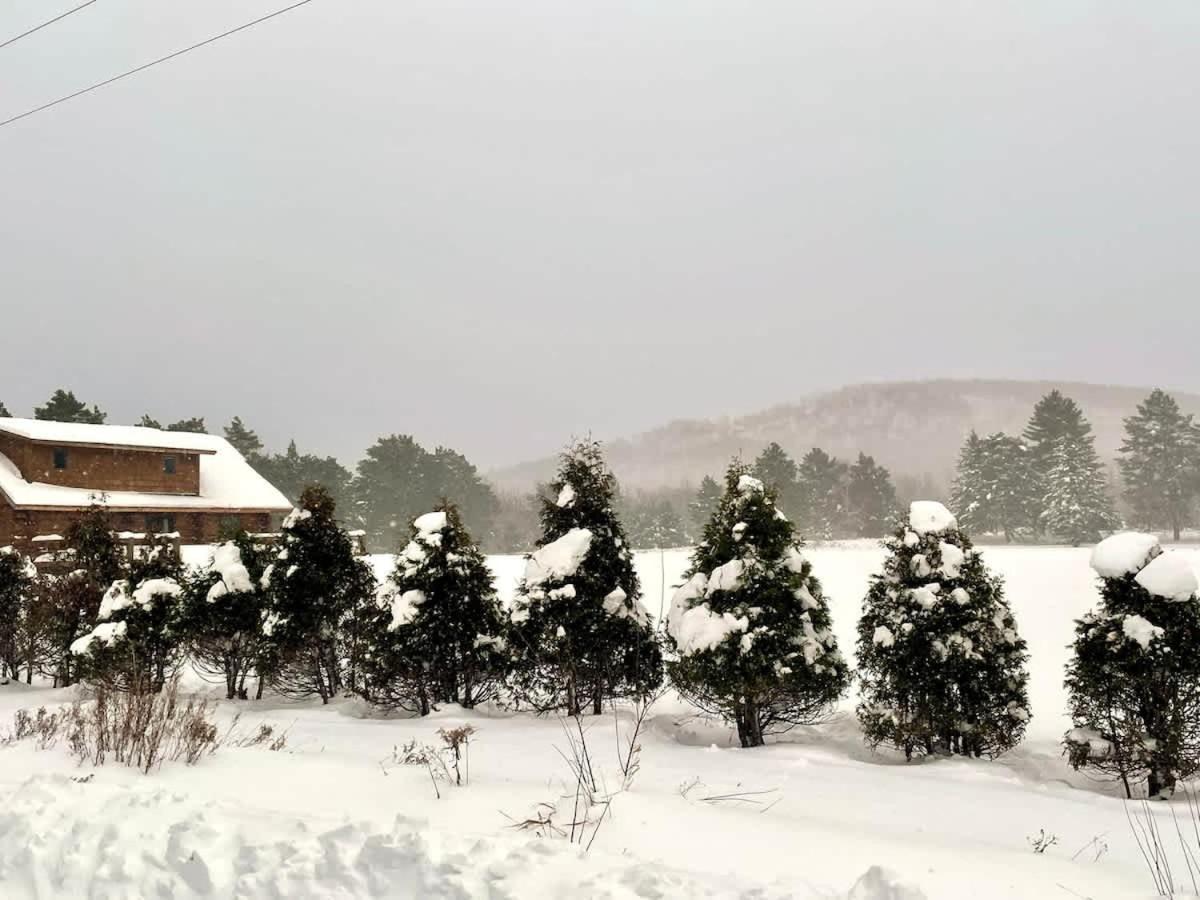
top-left (0, 432), bottom-right (291, 512)
top-left (0, 417), bottom-right (216, 453)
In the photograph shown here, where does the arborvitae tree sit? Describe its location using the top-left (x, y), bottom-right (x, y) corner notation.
top-left (1118, 389), bottom-right (1200, 541)
top-left (856, 502), bottom-right (1031, 759)
top-left (259, 486), bottom-right (375, 702)
top-left (0, 547), bottom-right (36, 681)
top-left (166, 417), bottom-right (207, 434)
top-left (689, 476), bottom-right (722, 535)
top-left (182, 535), bottom-right (272, 699)
top-left (847, 453), bottom-right (899, 538)
top-left (1042, 431), bottom-right (1119, 545)
top-left (753, 442), bottom-right (801, 517)
top-left (952, 432), bottom-right (1034, 541)
top-left (507, 440), bottom-right (663, 716)
top-left (1065, 533), bottom-right (1200, 798)
top-left (666, 462), bottom-right (849, 747)
top-left (796, 447), bottom-right (848, 539)
top-left (1024, 390), bottom-right (1095, 533)
top-left (224, 417), bottom-right (264, 458)
top-left (250, 440), bottom-right (356, 519)
top-left (361, 503), bottom-right (506, 714)
top-left (35, 389), bottom-right (105, 424)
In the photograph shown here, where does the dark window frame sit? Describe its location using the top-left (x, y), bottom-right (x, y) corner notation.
top-left (163, 455), bottom-right (177, 475)
top-left (52, 447), bottom-right (68, 470)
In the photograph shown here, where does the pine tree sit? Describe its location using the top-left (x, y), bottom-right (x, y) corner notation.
top-left (952, 432), bottom-right (1034, 541)
top-left (0, 547), bottom-right (36, 681)
top-left (1118, 389), bottom-right (1200, 541)
top-left (753, 442), bottom-right (801, 517)
top-left (507, 440), bottom-right (663, 716)
top-left (1065, 532), bottom-right (1200, 798)
top-left (666, 462), bottom-right (849, 747)
top-left (1042, 431), bottom-right (1119, 545)
top-left (856, 502), bottom-right (1031, 759)
top-left (796, 448), bottom-right (848, 539)
top-left (250, 440), bottom-right (356, 518)
top-left (223, 417), bottom-right (264, 458)
top-left (34, 389), bottom-right (105, 424)
top-left (166, 417), bottom-right (207, 434)
top-left (1024, 390), bottom-right (1095, 533)
top-left (847, 453), bottom-right (899, 537)
top-left (182, 535), bottom-right (272, 699)
top-left (259, 486), bottom-right (376, 702)
top-left (138, 415), bottom-right (162, 429)
top-left (361, 503), bottom-right (506, 714)
top-left (689, 476), bottom-right (722, 535)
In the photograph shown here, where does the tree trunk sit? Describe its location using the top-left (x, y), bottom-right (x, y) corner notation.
top-left (735, 696), bottom-right (764, 748)
top-left (1148, 768), bottom-right (1176, 800)
top-left (566, 674), bottom-right (580, 718)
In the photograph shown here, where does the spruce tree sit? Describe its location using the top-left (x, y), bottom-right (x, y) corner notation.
top-left (689, 476), bottom-right (722, 535)
top-left (952, 432), bottom-right (1034, 541)
top-left (847, 453), bottom-right (899, 538)
top-left (1024, 390), bottom-right (1095, 533)
top-left (224, 416), bottom-right (264, 458)
top-left (1042, 431), bottom-right (1119, 545)
top-left (34, 389), bottom-right (105, 424)
top-left (259, 486), bottom-right (376, 702)
top-left (856, 502), bottom-right (1031, 759)
top-left (753, 442), bottom-right (801, 517)
top-left (796, 447), bottom-right (848, 539)
top-left (1118, 389), bottom-right (1200, 541)
top-left (361, 503), bottom-right (506, 714)
top-left (666, 462), bottom-right (849, 747)
top-left (182, 535), bottom-right (272, 699)
top-left (1065, 532), bottom-right (1200, 798)
top-left (507, 440), bottom-right (663, 716)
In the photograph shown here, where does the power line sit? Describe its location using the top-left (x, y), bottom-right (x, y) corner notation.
top-left (0, 0), bottom-right (99, 52)
top-left (0, 0), bottom-right (316, 130)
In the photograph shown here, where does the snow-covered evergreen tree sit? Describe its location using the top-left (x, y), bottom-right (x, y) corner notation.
top-left (182, 536), bottom-right (272, 699)
top-left (666, 462), bottom-right (849, 747)
top-left (1118, 389), bottom-right (1200, 541)
top-left (796, 447), bottom-right (848, 539)
top-left (753, 442), bottom-right (801, 518)
top-left (259, 486), bottom-right (376, 703)
top-left (507, 440), bottom-right (662, 716)
top-left (856, 502), bottom-right (1031, 759)
top-left (1042, 431), bottom-right (1119, 545)
top-left (1024, 390), bottom-right (1096, 534)
top-left (951, 432), bottom-right (1034, 541)
top-left (1065, 532), bottom-right (1200, 798)
top-left (0, 547), bottom-right (36, 681)
top-left (361, 503), bottom-right (507, 714)
top-left (847, 453), bottom-right (899, 538)
top-left (689, 476), bottom-right (722, 535)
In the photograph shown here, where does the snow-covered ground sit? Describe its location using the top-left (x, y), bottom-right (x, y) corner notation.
top-left (3, 542), bottom-right (1198, 898)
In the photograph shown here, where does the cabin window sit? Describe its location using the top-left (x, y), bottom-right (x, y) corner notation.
top-left (163, 456), bottom-right (177, 475)
top-left (52, 447), bottom-right (68, 470)
top-left (145, 514), bottom-right (176, 534)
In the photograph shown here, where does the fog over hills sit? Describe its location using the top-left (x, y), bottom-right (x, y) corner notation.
top-left (490, 380), bottom-right (1200, 495)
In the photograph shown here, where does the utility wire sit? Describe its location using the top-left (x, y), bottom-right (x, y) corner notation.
top-left (0, 0), bottom-right (99, 51)
top-left (0, 0), bottom-right (316, 130)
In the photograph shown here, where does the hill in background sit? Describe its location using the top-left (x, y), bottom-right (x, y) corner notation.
top-left (490, 379), bottom-right (1200, 496)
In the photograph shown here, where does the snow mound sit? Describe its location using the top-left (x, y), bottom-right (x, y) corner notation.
top-left (737, 474), bottom-right (764, 495)
top-left (1135, 552), bottom-right (1199, 601)
top-left (413, 510), bottom-right (448, 536)
top-left (206, 542), bottom-right (254, 601)
top-left (0, 775), bottom-right (804, 900)
top-left (1122, 614), bottom-right (1164, 649)
top-left (847, 866), bottom-right (927, 900)
top-left (908, 502), bottom-right (956, 535)
top-left (1090, 532), bottom-right (1161, 578)
top-left (525, 528), bottom-right (593, 587)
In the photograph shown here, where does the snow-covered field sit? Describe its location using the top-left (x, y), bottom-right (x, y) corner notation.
top-left (1, 542), bottom-right (1197, 898)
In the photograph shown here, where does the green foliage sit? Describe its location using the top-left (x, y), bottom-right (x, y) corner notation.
top-left (1042, 432), bottom-right (1119, 545)
top-left (667, 462), bottom-right (849, 747)
top-left (490, 490), bottom-right (542, 554)
top-left (951, 431), bottom-right (1036, 541)
top-left (35, 389), bottom-right (105, 424)
top-left (855, 506), bottom-right (1031, 759)
top-left (181, 536), bottom-right (272, 699)
top-left (796, 447), bottom-right (848, 539)
top-left (507, 440), bottom-right (663, 715)
top-left (621, 490), bottom-right (689, 549)
top-left (259, 486), bottom-right (375, 702)
top-left (1118, 389), bottom-right (1200, 541)
top-left (847, 453), bottom-right (899, 538)
top-left (223, 417), bottom-right (264, 458)
top-left (353, 435), bottom-right (498, 551)
top-left (0, 548), bottom-right (36, 679)
top-left (359, 504), bottom-right (507, 714)
top-left (0, 400), bottom-right (10, 417)
top-left (250, 440), bottom-right (356, 521)
top-left (1065, 538), bottom-right (1200, 798)
top-left (1024, 391), bottom-right (1096, 534)
top-left (753, 442), bottom-right (802, 518)
top-left (138, 415), bottom-right (162, 429)
top-left (166, 417), bottom-right (207, 434)
top-left (689, 476), bottom-right (722, 535)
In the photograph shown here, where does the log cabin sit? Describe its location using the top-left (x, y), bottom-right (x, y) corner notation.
top-left (0, 418), bottom-right (293, 550)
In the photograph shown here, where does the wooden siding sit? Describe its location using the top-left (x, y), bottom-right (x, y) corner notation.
top-left (0, 434), bottom-right (201, 495)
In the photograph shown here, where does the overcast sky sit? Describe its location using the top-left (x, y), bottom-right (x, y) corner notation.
top-left (1, 0), bottom-right (1197, 468)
